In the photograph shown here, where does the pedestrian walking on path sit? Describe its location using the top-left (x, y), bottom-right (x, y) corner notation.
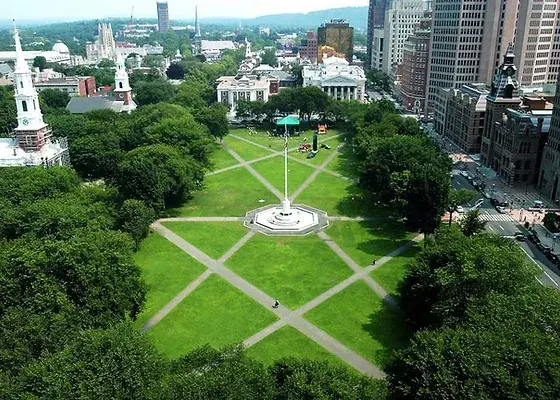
top-left (372, 259), bottom-right (376, 265)
top-left (273, 299), bottom-right (279, 309)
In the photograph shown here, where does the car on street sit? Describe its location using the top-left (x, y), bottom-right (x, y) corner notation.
top-left (474, 198), bottom-right (485, 208)
top-left (541, 244), bottom-right (553, 254)
top-left (514, 232), bottom-right (525, 241)
top-left (496, 205), bottom-right (507, 213)
top-left (456, 205), bottom-right (465, 213)
top-left (528, 232), bottom-right (540, 244)
top-left (460, 171), bottom-right (469, 178)
top-left (546, 252), bottom-right (560, 264)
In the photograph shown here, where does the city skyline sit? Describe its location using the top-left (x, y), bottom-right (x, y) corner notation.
top-left (5, 0), bottom-right (368, 23)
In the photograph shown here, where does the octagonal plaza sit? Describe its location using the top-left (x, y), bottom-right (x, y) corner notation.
top-left (244, 203), bottom-right (329, 236)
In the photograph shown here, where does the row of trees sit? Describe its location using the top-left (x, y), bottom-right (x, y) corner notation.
top-left (387, 226), bottom-right (560, 398)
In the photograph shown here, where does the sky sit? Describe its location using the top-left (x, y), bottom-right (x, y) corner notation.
top-left (5, 0), bottom-right (368, 22)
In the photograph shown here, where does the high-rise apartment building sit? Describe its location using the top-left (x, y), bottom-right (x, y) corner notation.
top-left (366, 0), bottom-right (390, 70)
top-left (399, 10), bottom-right (431, 112)
top-left (425, 0), bottom-right (517, 114)
top-left (515, 0), bottom-right (560, 86)
top-left (317, 20), bottom-right (354, 63)
top-left (382, 0), bottom-right (427, 75)
top-left (156, 1), bottom-right (170, 33)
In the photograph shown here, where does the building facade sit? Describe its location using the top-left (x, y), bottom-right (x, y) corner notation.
top-left (399, 10), bottom-right (431, 113)
top-left (317, 20), bottom-right (354, 64)
top-left (0, 25), bottom-right (69, 167)
top-left (381, 0), bottom-right (427, 76)
top-left (35, 76), bottom-right (96, 97)
top-left (539, 76), bottom-right (560, 201)
top-left (425, 0), bottom-right (517, 113)
top-left (85, 23), bottom-right (116, 61)
top-left (302, 57), bottom-right (366, 102)
top-left (156, 1), bottom-right (170, 33)
top-left (216, 75), bottom-right (277, 109)
top-left (437, 83), bottom-right (488, 154)
top-left (299, 31), bottom-right (318, 63)
top-left (481, 45), bottom-right (523, 177)
top-left (515, 0), bottom-right (560, 86)
top-left (366, 0), bottom-right (390, 70)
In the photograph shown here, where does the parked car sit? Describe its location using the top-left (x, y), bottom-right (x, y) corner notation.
top-left (541, 244), bottom-right (553, 254)
top-left (528, 233), bottom-right (540, 245)
top-left (456, 205), bottom-right (465, 213)
top-left (460, 171), bottom-right (469, 178)
top-left (474, 198), bottom-right (485, 208)
top-left (496, 205), bottom-right (507, 213)
top-left (514, 232), bottom-right (525, 241)
top-left (546, 252), bottom-right (559, 264)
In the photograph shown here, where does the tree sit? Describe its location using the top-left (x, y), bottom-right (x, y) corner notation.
top-left (294, 86), bottom-right (331, 121)
top-left (0, 85), bottom-right (18, 134)
top-left (38, 88), bottom-right (70, 111)
top-left (366, 68), bottom-right (391, 92)
top-left (97, 59), bottom-right (116, 68)
top-left (398, 227), bottom-right (540, 330)
top-left (117, 144), bottom-right (204, 210)
top-left (261, 48), bottom-right (277, 66)
top-left (460, 209), bottom-right (487, 236)
top-left (142, 55), bottom-right (164, 69)
top-left (164, 345), bottom-right (275, 400)
top-left (194, 104), bottom-right (229, 140)
top-left (543, 211), bottom-right (560, 233)
top-left (166, 62), bottom-right (185, 80)
top-left (32, 56), bottom-right (47, 71)
top-left (290, 65), bottom-right (304, 86)
top-left (447, 188), bottom-right (477, 226)
top-left (21, 323), bottom-right (165, 399)
top-left (117, 199), bottom-right (155, 248)
top-left (70, 131), bottom-right (123, 179)
top-left (271, 358), bottom-right (388, 399)
top-left (135, 79), bottom-right (176, 106)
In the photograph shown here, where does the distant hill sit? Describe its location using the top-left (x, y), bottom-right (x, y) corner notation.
top-left (206, 7), bottom-right (369, 31)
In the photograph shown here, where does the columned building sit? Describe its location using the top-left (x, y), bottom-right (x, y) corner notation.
top-left (0, 24), bottom-right (69, 167)
top-left (302, 57), bottom-right (366, 102)
top-left (216, 75), bottom-right (277, 110)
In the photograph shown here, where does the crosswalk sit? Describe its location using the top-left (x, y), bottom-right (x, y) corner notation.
top-left (471, 212), bottom-right (515, 222)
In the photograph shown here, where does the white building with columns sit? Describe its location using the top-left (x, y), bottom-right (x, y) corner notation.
top-left (0, 24), bottom-right (69, 167)
top-left (216, 75), bottom-right (277, 110)
top-left (302, 56), bottom-right (366, 102)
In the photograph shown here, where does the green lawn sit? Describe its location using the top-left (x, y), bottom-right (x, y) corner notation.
top-left (305, 280), bottom-right (411, 367)
top-left (223, 135), bottom-right (269, 162)
top-left (247, 325), bottom-right (349, 368)
top-left (210, 143), bottom-right (239, 171)
top-left (148, 274), bottom-right (277, 358)
top-left (326, 142), bottom-right (359, 179)
top-left (371, 242), bottom-right (422, 297)
top-left (162, 222), bottom-right (249, 260)
top-left (230, 128), bottom-right (307, 152)
top-left (133, 232), bottom-right (207, 327)
top-left (295, 172), bottom-right (387, 217)
top-left (251, 155), bottom-right (316, 196)
top-left (226, 234), bottom-right (353, 309)
top-left (326, 221), bottom-right (416, 267)
top-left (290, 146), bottom-right (337, 166)
top-left (171, 167), bottom-right (275, 217)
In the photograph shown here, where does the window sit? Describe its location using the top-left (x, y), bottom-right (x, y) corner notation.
top-left (20, 81), bottom-right (23, 88)
top-left (119, 82), bottom-right (123, 89)
top-left (22, 100), bottom-right (27, 112)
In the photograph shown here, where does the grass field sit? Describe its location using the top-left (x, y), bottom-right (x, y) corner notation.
top-left (148, 274), bottom-right (277, 358)
top-left (251, 155), bottom-right (316, 196)
top-left (210, 143), bottom-right (239, 171)
top-left (133, 232), bottom-right (207, 327)
top-left (162, 222), bottom-right (249, 260)
top-left (230, 128), bottom-right (343, 153)
top-left (295, 173), bottom-right (385, 217)
top-left (226, 234), bottom-right (353, 309)
top-left (371, 241), bottom-right (422, 297)
top-left (305, 280), bottom-right (411, 367)
top-left (326, 221), bottom-right (416, 267)
top-left (246, 325), bottom-right (350, 368)
top-left (223, 135), bottom-right (269, 162)
top-left (172, 167), bottom-right (275, 217)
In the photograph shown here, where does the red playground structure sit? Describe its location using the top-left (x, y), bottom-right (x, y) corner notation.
top-left (317, 123), bottom-right (328, 135)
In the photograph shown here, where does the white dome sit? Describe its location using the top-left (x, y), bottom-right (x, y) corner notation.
top-left (52, 41), bottom-right (69, 54)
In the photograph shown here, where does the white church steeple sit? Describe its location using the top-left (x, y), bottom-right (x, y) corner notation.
top-left (113, 54), bottom-right (136, 112)
top-left (13, 20), bottom-right (47, 137)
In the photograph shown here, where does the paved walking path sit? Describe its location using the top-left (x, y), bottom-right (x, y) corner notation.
top-left (290, 145), bottom-right (344, 202)
top-left (206, 152), bottom-right (280, 177)
top-left (159, 217), bottom-right (246, 222)
top-left (222, 142), bottom-right (284, 200)
top-left (141, 269), bottom-right (213, 332)
top-left (150, 221), bottom-right (394, 378)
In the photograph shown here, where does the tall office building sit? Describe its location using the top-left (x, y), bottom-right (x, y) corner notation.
top-left (366, 0), bottom-right (390, 70)
top-left (317, 20), bottom-right (354, 63)
top-left (515, 0), bottom-right (560, 86)
top-left (425, 0), bottom-right (517, 114)
top-left (539, 75), bottom-right (560, 200)
top-left (381, 0), bottom-right (427, 75)
top-left (156, 2), bottom-right (170, 33)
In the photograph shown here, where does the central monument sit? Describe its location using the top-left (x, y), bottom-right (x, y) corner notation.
top-left (245, 126), bottom-right (328, 235)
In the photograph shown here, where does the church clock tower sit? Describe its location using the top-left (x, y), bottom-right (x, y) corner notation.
top-left (113, 54), bottom-right (136, 113)
top-left (13, 21), bottom-right (51, 152)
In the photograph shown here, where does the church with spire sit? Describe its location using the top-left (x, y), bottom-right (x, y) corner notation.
top-left (192, 6), bottom-right (202, 55)
top-left (0, 22), bottom-right (69, 167)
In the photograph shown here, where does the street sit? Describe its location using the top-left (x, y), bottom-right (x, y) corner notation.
top-left (451, 172), bottom-right (560, 290)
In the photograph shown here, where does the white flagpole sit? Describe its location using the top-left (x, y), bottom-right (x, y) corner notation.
top-left (284, 122), bottom-right (288, 201)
